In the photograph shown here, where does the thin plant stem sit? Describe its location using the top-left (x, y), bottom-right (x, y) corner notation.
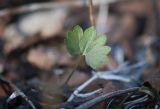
top-left (64, 56), bottom-right (82, 85)
top-left (63, 0), bottom-right (95, 86)
top-left (88, 0), bottom-right (95, 26)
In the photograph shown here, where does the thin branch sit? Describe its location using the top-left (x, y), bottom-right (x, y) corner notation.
top-left (75, 88), bottom-right (102, 98)
top-left (67, 61), bottom-right (146, 102)
top-left (88, 0), bottom-right (95, 26)
top-left (67, 74), bottom-right (97, 102)
top-left (124, 95), bottom-right (149, 109)
top-left (0, 76), bottom-right (36, 109)
top-left (96, 1), bottom-right (109, 34)
top-left (75, 87), bottom-right (140, 109)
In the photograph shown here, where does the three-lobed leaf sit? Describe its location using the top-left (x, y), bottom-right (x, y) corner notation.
top-left (66, 25), bottom-right (82, 55)
top-left (79, 27), bottom-right (96, 55)
top-left (66, 25), bottom-right (111, 69)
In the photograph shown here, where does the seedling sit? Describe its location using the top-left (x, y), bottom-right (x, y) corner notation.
top-left (65, 25), bottom-right (111, 84)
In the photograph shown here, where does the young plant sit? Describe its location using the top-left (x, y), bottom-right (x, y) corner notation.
top-left (65, 25), bottom-right (111, 84)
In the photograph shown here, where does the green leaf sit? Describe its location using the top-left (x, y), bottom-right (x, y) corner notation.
top-left (85, 45), bottom-right (111, 69)
top-left (86, 35), bottom-right (107, 53)
top-left (79, 26), bottom-right (96, 55)
top-left (65, 25), bottom-right (83, 55)
top-left (66, 25), bottom-right (111, 69)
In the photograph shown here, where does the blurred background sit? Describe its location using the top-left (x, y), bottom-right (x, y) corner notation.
top-left (0, 0), bottom-right (160, 109)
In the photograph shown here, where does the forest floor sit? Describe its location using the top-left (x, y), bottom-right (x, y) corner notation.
top-left (0, 0), bottom-right (160, 109)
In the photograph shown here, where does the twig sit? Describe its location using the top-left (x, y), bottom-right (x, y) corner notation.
top-left (96, 1), bottom-right (109, 34)
top-left (124, 95), bottom-right (148, 106)
top-left (88, 0), bottom-right (95, 26)
top-left (124, 95), bottom-right (149, 109)
top-left (102, 60), bottom-right (146, 75)
top-left (67, 61), bottom-right (146, 102)
top-left (0, 76), bottom-right (36, 109)
top-left (67, 74), bottom-right (97, 102)
top-left (75, 87), bottom-right (139, 109)
top-left (105, 98), bottom-right (114, 109)
top-left (75, 88), bottom-right (102, 98)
